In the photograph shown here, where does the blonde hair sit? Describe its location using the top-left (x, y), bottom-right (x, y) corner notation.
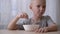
top-left (30, 0), bottom-right (46, 5)
top-left (29, 0), bottom-right (46, 9)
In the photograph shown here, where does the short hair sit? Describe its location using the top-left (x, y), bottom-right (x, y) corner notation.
top-left (29, 0), bottom-right (46, 9)
top-left (30, 0), bottom-right (46, 5)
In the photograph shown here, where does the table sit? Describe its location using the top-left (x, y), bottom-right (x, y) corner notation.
top-left (0, 30), bottom-right (59, 34)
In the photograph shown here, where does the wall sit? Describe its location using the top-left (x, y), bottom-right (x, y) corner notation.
top-left (46, 0), bottom-right (60, 30)
top-left (0, 0), bottom-right (11, 25)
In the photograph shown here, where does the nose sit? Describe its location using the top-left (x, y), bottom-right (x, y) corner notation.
top-left (40, 7), bottom-right (43, 11)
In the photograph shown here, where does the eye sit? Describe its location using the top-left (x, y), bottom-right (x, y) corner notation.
top-left (42, 6), bottom-right (46, 8)
top-left (37, 5), bottom-right (40, 8)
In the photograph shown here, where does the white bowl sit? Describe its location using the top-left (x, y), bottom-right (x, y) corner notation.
top-left (23, 25), bottom-right (39, 31)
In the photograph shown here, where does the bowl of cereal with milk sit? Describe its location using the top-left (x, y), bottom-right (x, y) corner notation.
top-left (23, 25), bottom-right (40, 31)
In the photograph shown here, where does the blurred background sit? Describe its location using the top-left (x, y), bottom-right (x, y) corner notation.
top-left (0, 0), bottom-right (60, 30)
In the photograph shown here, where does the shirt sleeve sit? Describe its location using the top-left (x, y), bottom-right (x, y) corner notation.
top-left (47, 16), bottom-right (56, 26)
top-left (16, 20), bottom-right (25, 30)
top-left (16, 19), bottom-right (31, 30)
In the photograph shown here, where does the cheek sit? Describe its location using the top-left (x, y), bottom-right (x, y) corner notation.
top-left (40, 11), bottom-right (45, 15)
top-left (32, 7), bottom-right (38, 11)
top-left (32, 8), bottom-right (38, 13)
top-left (40, 8), bottom-right (45, 13)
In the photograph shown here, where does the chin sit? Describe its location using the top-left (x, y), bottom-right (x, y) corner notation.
top-left (37, 15), bottom-right (42, 17)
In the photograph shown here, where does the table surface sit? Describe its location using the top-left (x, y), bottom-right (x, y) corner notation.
top-left (0, 30), bottom-right (60, 34)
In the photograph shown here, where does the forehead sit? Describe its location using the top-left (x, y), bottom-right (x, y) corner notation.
top-left (32, 0), bottom-right (46, 5)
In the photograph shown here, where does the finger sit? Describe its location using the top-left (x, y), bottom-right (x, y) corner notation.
top-left (40, 28), bottom-right (44, 33)
top-left (44, 29), bottom-right (47, 33)
top-left (20, 14), bottom-right (23, 18)
top-left (44, 27), bottom-right (48, 32)
top-left (38, 28), bottom-right (42, 33)
top-left (35, 29), bottom-right (39, 32)
top-left (24, 14), bottom-right (27, 17)
top-left (22, 12), bottom-right (27, 15)
top-left (21, 14), bottom-right (24, 18)
top-left (23, 13), bottom-right (28, 17)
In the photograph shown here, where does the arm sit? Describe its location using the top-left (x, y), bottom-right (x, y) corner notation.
top-left (34, 23), bottom-right (57, 33)
top-left (7, 16), bottom-right (20, 30)
top-left (7, 12), bottom-right (28, 30)
top-left (34, 16), bottom-right (57, 33)
top-left (47, 16), bottom-right (57, 32)
top-left (47, 23), bottom-right (57, 32)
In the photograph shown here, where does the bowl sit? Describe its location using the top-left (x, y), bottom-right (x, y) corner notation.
top-left (23, 25), bottom-right (39, 31)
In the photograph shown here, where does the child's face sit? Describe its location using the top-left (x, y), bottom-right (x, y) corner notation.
top-left (31, 0), bottom-right (46, 17)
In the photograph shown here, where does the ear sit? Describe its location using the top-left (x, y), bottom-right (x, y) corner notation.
top-left (29, 5), bottom-right (32, 9)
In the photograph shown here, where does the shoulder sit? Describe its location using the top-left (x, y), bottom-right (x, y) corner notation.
top-left (42, 15), bottom-right (51, 20)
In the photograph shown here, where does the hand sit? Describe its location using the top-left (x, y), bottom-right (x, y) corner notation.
top-left (16, 12), bottom-right (28, 19)
top-left (34, 27), bottom-right (48, 33)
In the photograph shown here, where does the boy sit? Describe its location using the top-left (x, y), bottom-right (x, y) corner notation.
top-left (8, 0), bottom-right (57, 33)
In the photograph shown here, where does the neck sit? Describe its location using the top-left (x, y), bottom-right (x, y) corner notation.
top-left (33, 15), bottom-right (42, 21)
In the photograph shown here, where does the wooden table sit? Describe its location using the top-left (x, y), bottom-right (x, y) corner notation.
top-left (0, 30), bottom-right (59, 34)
